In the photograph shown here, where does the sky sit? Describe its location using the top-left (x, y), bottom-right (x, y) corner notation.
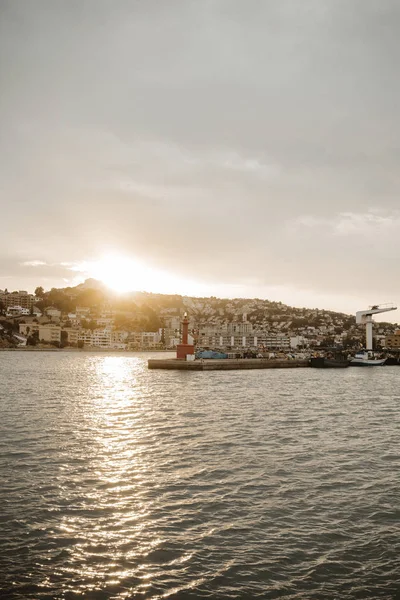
top-left (1, 0), bottom-right (400, 319)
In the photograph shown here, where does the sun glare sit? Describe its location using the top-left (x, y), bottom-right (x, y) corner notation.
top-left (83, 254), bottom-right (207, 296)
top-left (88, 255), bottom-right (151, 293)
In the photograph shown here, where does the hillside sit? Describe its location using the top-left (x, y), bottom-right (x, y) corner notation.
top-left (1, 280), bottom-right (397, 350)
top-left (33, 280), bottom-right (355, 329)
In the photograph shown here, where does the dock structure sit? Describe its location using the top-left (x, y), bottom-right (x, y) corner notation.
top-left (148, 358), bottom-right (310, 371)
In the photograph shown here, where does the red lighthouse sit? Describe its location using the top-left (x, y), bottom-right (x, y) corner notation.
top-left (176, 312), bottom-right (195, 359)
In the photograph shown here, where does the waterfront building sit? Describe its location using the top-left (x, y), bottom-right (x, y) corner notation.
top-left (19, 323), bottom-right (62, 344)
top-left (38, 324), bottom-right (62, 343)
top-left (63, 327), bottom-right (80, 345)
top-left (78, 328), bottom-right (112, 348)
top-left (167, 335), bottom-right (181, 348)
top-left (198, 323), bottom-right (228, 348)
top-left (130, 331), bottom-right (161, 349)
top-left (111, 330), bottom-right (129, 349)
top-left (253, 332), bottom-right (291, 350)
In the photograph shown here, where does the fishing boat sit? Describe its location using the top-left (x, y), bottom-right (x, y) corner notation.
top-left (349, 351), bottom-right (386, 367)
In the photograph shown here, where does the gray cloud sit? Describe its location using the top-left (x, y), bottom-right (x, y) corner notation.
top-left (1, 0), bottom-right (400, 312)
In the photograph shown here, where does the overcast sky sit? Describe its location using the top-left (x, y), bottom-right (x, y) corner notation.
top-left (1, 0), bottom-right (400, 317)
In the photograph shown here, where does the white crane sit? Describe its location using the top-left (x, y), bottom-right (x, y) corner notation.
top-left (356, 304), bottom-right (397, 350)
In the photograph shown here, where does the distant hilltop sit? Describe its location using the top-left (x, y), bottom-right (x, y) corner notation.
top-left (2, 278), bottom-right (352, 321)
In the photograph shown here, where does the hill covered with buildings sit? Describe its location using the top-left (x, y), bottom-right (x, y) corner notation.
top-left (0, 281), bottom-right (398, 351)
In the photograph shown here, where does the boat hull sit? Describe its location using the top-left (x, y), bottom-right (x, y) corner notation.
top-left (384, 357), bottom-right (400, 366)
top-left (310, 357), bottom-right (349, 368)
top-left (349, 358), bottom-right (387, 367)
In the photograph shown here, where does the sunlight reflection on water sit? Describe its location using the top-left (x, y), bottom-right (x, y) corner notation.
top-left (0, 352), bottom-right (399, 599)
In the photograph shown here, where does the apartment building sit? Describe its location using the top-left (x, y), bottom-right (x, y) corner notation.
top-left (19, 323), bottom-right (61, 343)
top-left (196, 321), bottom-right (290, 350)
top-left (111, 330), bottom-right (128, 349)
top-left (39, 325), bottom-right (62, 343)
top-left (78, 328), bottom-right (112, 348)
top-left (384, 331), bottom-right (400, 349)
top-left (227, 321), bottom-right (253, 336)
top-left (198, 323), bottom-right (227, 348)
top-left (0, 290), bottom-right (36, 309)
top-left (131, 331), bottom-right (161, 348)
top-left (257, 333), bottom-right (291, 350)
top-left (63, 327), bottom-right (80, 345)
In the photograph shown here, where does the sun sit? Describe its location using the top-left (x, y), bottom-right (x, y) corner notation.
top-left (83, 253), bottom-right (208, 296)
top-left (87, 254), bottom-right (151, 293)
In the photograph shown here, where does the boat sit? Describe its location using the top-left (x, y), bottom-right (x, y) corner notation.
top-left (384, 356), bottom-right (400, 366)
top-left (310, 356), bottom-right (349, 368)
top-left (349, 351), bottom-right (387, 367)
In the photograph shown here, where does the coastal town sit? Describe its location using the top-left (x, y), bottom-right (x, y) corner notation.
top-left (1, 279), bottom-right (400, 353)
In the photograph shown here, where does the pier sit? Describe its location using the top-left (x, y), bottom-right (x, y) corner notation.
top-left (149, 312), bottom-right (310, 370)
top-left (148, 358), bottom-right (310, 370)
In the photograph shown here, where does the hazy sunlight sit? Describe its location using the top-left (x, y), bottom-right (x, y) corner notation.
top-left (81, 254), bottom-right (207, 296)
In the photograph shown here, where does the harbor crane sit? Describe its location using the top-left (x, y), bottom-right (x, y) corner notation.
top-left (356, 304), bottom-right (397, 350)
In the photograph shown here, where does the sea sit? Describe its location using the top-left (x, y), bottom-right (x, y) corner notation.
top-left (0, 352), bottom-right (399, 599)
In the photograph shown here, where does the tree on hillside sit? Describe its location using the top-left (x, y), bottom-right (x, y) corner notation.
top-left (81, 319), bottom-right (97, 331)
top-left (46, 289), bottom-right (75, 312)
top-left (35, 286), bottom-right (44, 298)
top-left (141, 304), bottom-right (161, 331)
top-left (342, 335), bottom-right (360, 349)
top-left (113, 298), bottom-right (138, 313)
top-left (60, 330), bottom-right (68, 348)
top-left (114, 314), bottom-right (133, 330)
top-left (27, 331), bottom-right (39, 346)
top-left (76, 288), bottom-right (105, 308)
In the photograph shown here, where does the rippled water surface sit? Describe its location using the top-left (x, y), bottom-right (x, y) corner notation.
top-left (0, 352), bottom-right (399, 599)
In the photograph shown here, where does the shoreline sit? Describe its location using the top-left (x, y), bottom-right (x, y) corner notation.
top-left (0, 347), bottom-right (173, 353)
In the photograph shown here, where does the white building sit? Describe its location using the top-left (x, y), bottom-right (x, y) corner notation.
top-left (252, 332), bottom-right (291, 350)
top-left (227, 320), bottom-right (253, 336)
top-left (6, 306), bottom-right (30, 317)
top-left (290, 336), bottom-right (308, 349)
top-left (19, 323), bottom-right (61, 343)
top-left (46, 307), bottom-right (62, 319)
top-left (111, 330), bottom-right (129, 349)
top-left (131, 331), bottom-right (161, 349)
top-left (78, 328), bottom-right (112, 348)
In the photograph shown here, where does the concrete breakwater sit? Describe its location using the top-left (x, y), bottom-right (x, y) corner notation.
top-left (148, 358), bottom-right (310, 371)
